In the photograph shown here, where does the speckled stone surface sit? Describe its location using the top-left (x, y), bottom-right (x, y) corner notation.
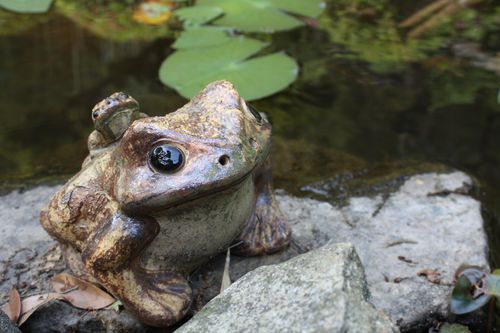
top-left (178, 243), bottom-right (398, 333)
top-left (277, 172), bottom-right (488, 331)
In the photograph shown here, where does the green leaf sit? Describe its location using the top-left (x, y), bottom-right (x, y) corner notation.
top-left (450, 267), bottom-right (491, 315)
top-left (175, 5), bottom-right (223, 25)
top-left (439, 323), bottom-right (471, 333)
top-left (0, 0), bottom-right (53, 13)
top-left (173, 27), bottom-right (232, 49)
top-left (196, 0), bottom-right (325, 32)
top-left (485, 274), bottom-right (500, 297)
top-left (109, 300), bottom-right (122, 312)
top-left (159, 37), bottom-right (298, 100)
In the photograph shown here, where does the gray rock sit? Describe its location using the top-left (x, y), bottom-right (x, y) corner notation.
top-left (278, 172), bottom-right (488, 331)
top-left (0, 310), bottom-right (22, 333)
top-left (178, 243), bottom-right (398, 333)
top-left (0, 171), bottom-right (489, 332)
top-left (0, 185), bottom-right (66, 304)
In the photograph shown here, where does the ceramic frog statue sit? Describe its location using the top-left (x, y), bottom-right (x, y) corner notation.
top-left (40, 81), bottom-right (291, 327)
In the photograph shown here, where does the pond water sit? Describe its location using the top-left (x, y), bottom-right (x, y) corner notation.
top-left (1, 1), bottom-right (500, 267)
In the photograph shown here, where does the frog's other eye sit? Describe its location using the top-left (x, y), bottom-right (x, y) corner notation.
top-left (247, 103), bottom-right (262, 123)
top-left (149, 144), bottom-right (184, 173)
top-left (239, 97), bottom-right (263, 123)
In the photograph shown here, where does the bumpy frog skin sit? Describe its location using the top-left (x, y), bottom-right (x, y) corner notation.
top-left (40, 81), bottom-right (291, 327)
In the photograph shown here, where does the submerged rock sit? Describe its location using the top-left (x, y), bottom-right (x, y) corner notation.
top-left (178, 243), bottom-right (398, 333)
top-left (0, 171), bottom-right (489, 332)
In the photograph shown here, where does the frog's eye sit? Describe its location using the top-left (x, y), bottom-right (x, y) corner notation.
top-left (239, 97), bottom-right (263, 123)
top-left (149, 144), bottom-right (184, 173)
top-left (247, 104), bottom-right (263, 123)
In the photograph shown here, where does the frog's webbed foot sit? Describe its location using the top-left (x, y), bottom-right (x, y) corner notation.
top-left (92, 267), bottom-right (192, 327)
top-left (233, 158), bottom-right (291, 256)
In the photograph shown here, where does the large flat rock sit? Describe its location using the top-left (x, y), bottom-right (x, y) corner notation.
top-left (178, 243), bottom-right (398, 333)
top-left (279, 172), bottom-right (488, 331)
top-left (0, 171), bottom-right (489, 332)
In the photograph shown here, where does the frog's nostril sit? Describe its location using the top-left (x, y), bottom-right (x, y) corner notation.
top-left (219, 155), bottom-right (230, 166)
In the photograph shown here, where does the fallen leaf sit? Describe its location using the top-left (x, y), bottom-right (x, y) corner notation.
top-left (1, 287), bottom-right (21, 323)
top-left (418, 268), bottom-right (441, 284)
top-left (18, 293), bottom-right (62, 326)
top-left (51, 273), bottom-right (115, 310)
top-left (220, 248), bottom-right (231, 293)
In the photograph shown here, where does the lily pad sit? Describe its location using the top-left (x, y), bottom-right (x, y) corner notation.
top-left (196, 0), bottom-right (325, 32)
top-left (175, 5), bottom-right (223, 25)
top-left (0, 0), bottom-right (53, 13)
top-left (173, 27), bottom-right (232, 49)
top-left (159, 36), bottom-right (298, 100)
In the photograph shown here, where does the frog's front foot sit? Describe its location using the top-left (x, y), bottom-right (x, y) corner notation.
top-left (81, 213), bottom-right (191, 327)
top-left (233, 186), bottom-right (291, 256)
top-left (93, 266), bottom-right (192, 327)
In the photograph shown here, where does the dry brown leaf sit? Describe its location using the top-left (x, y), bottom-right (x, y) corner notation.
top-left (51, 273), bottom-right (115, 309)
top-left (18, 293), bottom-right (62, 326)
top-left (220, 248), bottom-right (232, 293)
top-left (418, 268), bottom-right (442, 284)
top-left (1, 287), bottom-right (21, 323)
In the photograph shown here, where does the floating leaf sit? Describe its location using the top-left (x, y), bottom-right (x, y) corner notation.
top-left (51, 273), bottom-right (115, 310)
top-left (0, 0), bottom-right (53, 13)
top-left (173, 27), bottom-right (232, 49)
top-left (132, 0), bottom-right (175, 25)
top-left (175, 5), bottom-right (223, 25)
top-left (196, 0), bottom-right (325, 32)
top-left (450, 266), bottom-right (491, 315)
top-left (160, 36), bottom-right (298, 100)
top-left (1, 288), bottom-right (21, 323)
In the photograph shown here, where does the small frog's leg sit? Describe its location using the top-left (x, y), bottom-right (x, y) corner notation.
top-left (81, 213), bottom-right (192, 327)
top-left (233, 156), bottom-right (291, 256)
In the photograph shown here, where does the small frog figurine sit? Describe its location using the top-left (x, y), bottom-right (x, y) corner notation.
top-left (40, 81), bottom-right (291, 327)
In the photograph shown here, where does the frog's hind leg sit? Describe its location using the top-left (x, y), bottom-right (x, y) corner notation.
top-left (233, 157), bottom-right (291, 256)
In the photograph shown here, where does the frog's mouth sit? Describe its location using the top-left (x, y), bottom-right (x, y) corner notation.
top-left (162, 171), bottom-right (254, 213)
top-left (123, 165), bottom-right (257, 215)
